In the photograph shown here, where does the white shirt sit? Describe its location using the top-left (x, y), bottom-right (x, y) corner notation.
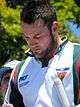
top-left (5, 41), bottom-right (75, 107)
top-left (18, 41), bottom-right (74, 107)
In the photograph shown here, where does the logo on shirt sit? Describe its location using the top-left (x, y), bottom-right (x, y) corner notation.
top-left (19, 74), bottom-right (28, 82)
top-left (19, 74), bottom-right (29, 87)
top-left (56, 67), bottom-right (70, 80)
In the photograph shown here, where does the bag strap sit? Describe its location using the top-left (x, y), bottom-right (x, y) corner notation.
top-left (73, 44), bottom-right (80, 105)
top-left (10, 60), bottom-right (25, 88)
top-left (15, 60), bottom-right (25, 87)
top-left (9, 60), bottom-right (25, 107)
top-left (10, 80), bottom-right (25, 107)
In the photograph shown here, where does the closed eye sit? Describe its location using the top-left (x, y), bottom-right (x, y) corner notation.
top-left (34, 33), bottom-right (41, 38)
top-left (23, 35), bottom-right (30, 41)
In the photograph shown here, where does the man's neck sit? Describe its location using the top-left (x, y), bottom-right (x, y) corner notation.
top-left (38, 37), bottom-right (67, 67)
top-left (45, 37), bottom-right (62, 60)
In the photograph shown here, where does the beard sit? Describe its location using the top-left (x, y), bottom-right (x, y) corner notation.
top-left (31, 30), bottom-right (58, 67)
top-left (40, 30), bottom-right (58, 59)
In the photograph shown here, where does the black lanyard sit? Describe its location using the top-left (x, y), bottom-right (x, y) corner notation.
top-left (55, 38), bottom-right (68, 55)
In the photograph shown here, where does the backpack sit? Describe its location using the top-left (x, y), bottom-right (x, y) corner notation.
top-left (10, 44), bottom-right (80, 107)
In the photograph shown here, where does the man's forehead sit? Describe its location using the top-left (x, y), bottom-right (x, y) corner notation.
top-left (34, 18), bottom-right (45, 27)
top-left (21, 19), bottom-right (46, 36)
top-left (22, 18), bottom-right (45, 28)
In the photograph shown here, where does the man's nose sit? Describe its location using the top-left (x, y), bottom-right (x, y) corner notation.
top-left (28, 36), bottom-right (38, 45)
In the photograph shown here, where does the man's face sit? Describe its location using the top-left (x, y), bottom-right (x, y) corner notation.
top-left (21, 18), bottom-right (56, 59)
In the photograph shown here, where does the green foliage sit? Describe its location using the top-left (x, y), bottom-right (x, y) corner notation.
top-left (0, 1), bottom-right (21, 37)
top-left (0, 0), bottom-right (28, 66)
top-left (50, 0), bottom-right (80, 42)
top-left (50, 0), bottom-right (80, 26)
top-left (0, 94), bottom-right (3, 105)
top-left (0, 0), bottom-right (80, 66)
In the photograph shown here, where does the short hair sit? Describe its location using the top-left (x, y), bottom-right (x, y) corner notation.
top-left (20, 0), bottom-right (57, 29)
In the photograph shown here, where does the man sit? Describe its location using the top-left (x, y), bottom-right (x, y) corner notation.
top-left (2, 0), bottom-right (80, 107)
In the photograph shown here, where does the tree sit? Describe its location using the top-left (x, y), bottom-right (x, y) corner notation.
top-left (0, 0), bottom-right (80, 65)
top-left (0, 0), bottom-right (28, 66)
top-left (50, 0), bottom-right (80, 41)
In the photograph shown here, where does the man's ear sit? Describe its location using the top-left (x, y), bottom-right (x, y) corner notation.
top-left (51, 21), bottom-right (59, 32)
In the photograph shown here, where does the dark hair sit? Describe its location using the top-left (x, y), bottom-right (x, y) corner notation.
top-left (20, 0), bottom-right (57, 29)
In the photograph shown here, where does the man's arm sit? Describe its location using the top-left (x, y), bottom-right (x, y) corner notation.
top-left (2, 103), bottom-right (14, 107)
top-left (76, 104), bottom-right (80, 107)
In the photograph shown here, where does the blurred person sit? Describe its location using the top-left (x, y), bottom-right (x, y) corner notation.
top-left (0, 60), bottom-right (20, 106)
top-left (0, 67), bottom-right (12, 106)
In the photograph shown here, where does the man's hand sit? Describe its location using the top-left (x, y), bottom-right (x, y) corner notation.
top-left (2, 104), bottom-right (14, 107)
top-left (76, 104), bottom-right (80, 107)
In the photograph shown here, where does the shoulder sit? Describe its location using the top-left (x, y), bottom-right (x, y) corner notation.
top-left (72, 43), bottom-right (80, 47)
top-left (73, 43), bottom-right (80, 58)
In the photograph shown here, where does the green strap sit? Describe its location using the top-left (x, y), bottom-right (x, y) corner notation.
top-left (73, 44), bottom-right (80, 105)
top-left (10, 60), bottom-right (25, 107)
top-left (15, 60), bottom-right (25, 87)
